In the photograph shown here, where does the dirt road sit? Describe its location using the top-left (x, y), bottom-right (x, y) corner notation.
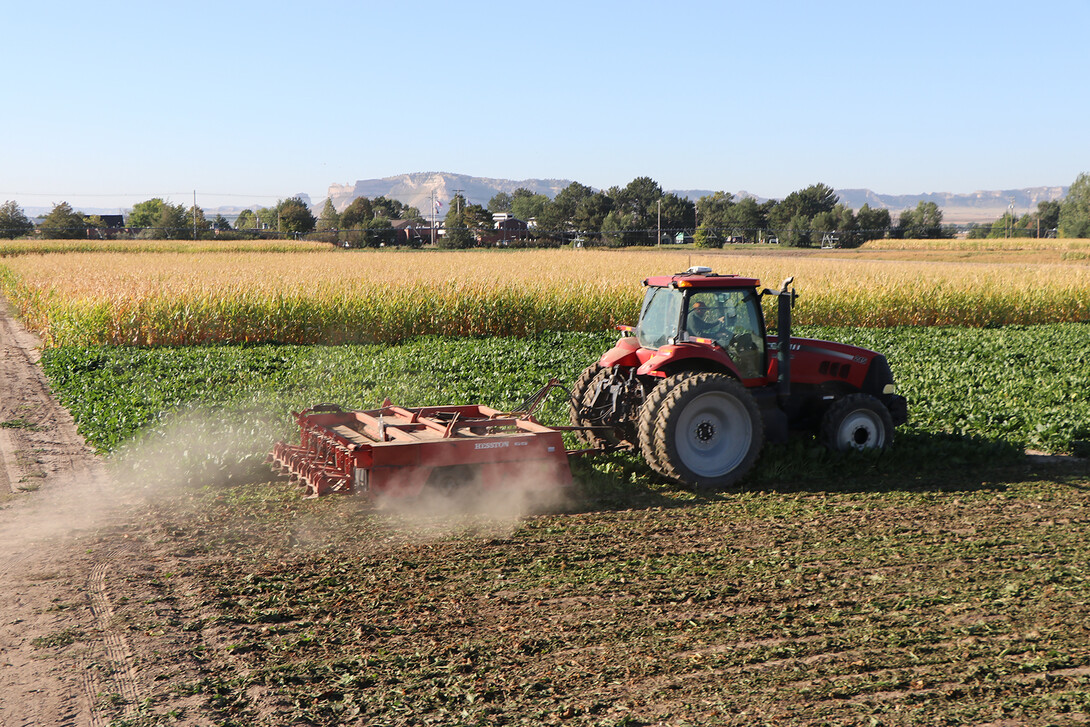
top-left (0, 301), bottom-right (189, 726)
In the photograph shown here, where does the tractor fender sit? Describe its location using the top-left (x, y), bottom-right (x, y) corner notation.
top-left (635, 342), bottom-right (747, 381)
top-left (597, 335), bottom-right (643, 368)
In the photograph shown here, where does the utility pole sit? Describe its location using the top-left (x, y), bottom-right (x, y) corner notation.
top-left (193, 190), bottom-right (198, 240)
top-left (657, 198), bottom-right (661, 246)
top-left (431, 190), bottom-right (436, 247)
top-left (453, 189), bottom-right (463, 215)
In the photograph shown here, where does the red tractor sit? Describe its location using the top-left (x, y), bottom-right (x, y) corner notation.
top-left (570, 267), bottom-right (908, 488)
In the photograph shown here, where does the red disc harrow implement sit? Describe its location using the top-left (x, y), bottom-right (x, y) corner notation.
top-left (269, 399), bottom-right (574, 499)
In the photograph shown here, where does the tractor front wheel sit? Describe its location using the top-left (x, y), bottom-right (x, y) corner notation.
top-left (653, 373), bottom-right (763, 490)
top-left (820, 394), bottom-right (894, 452)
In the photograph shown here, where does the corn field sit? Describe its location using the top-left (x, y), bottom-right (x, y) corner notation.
top-left (2, 247), bottom-right (1089, 347)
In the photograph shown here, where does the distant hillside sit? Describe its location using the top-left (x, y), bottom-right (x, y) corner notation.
top-left (328, 173), bottom-right (1069, 225)
top-left (327, 172), bottom-right (573, 216)
top-left (834, 187), bottom-right (1068, 224)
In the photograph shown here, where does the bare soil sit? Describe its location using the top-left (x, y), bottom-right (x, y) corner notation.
top-left (0, 302), bottom-right (210, 726)
top-left (1, 300), bottom-right (1088, 726)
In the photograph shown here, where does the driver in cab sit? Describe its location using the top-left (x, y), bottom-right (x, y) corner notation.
top-left (687, 299), bottom-right (735, 339)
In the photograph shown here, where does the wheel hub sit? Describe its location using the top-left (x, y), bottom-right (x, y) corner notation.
top-left (695, 420), bottom-right (716, 443)
top-left (838, 410), bottom-right (882, 451)
top-left (852, 425), bottom-right (872, 446)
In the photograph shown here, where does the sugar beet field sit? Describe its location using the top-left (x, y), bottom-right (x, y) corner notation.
top-left (2, 243), bottom-right (1089, 726)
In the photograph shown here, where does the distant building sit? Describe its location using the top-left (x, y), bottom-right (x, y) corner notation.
top-left (479, 216), bottom-right (529, 245)
top-left (391, 219), bottom-right (429, 246)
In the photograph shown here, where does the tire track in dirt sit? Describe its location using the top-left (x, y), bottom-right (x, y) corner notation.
top-left (83, 544), bottom-right (142, 722)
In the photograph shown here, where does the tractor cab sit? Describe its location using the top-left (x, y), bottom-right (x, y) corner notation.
top-left (601, 268), bottom-right (773, 383)
top-left (634, 272), bottom-right (768, 379)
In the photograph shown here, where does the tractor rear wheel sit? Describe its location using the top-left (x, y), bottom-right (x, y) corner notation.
top-left (637, 373), bottom-right (693, 476)
top-left (653, 373), bottom-right (763, 489)
top-left (820, 394), bottom-right (894, 452)
top-left (571, 364), bottom-right (640, 449)
top-left (569, 363), bottom-right (603, 447)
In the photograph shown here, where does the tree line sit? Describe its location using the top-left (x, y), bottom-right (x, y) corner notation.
top-left (3, 172), bottom-right (1089, 245)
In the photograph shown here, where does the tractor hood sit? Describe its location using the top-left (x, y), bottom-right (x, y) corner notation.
top-left (768, 335), bottom-right (891, 392)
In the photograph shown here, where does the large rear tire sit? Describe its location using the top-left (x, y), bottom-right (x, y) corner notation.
top-left (570, 364), bottom-right (641, 448)
top-left (569, 363), bottom-right (602, 446)
top-left (653, 373), bottom-right (763, 490)
top-left (637, 373), bottom-right (693, 476)
top-left (820, 394), bottom-right (894, 452)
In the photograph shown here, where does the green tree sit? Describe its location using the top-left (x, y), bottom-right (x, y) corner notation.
top-left (600, 209), bottom-right (641, 247)
top-left (186, 206), bottom-right (210, 238)
top-left (537, 182), bottom-right (593, 237)
top-left (1036, 200), bottom-right (1061, 235)
top-left (810, 204), bottom-right (858, 247)
top-left (810, 210), bottom-right (836, 241)
top-left (255, 207), bottom-right (278, 231)
top-left (510, 188), bottom-right (549, 222)
top-left (39, 202), bottom-right (87, 239)
top-left (84, 215), bottom-right (107, 239)
top-left (440, 194), bottom-right (473, 249)
top-left (856, 203), bottom-right (891, 242)
top-left (613, 177), bottom-right (664, 244)
top-left (835, 204), bottom-right (860, 247)
top-left (156, 202), bottom-right (190, 239)
top-left (615, 177), bottom-right (662, 216)
top-left (128, 198), bottom-right (169, 230)
top-left (724, 197), bottom-right (766, 242)
top-left (487, 192), bottom-right (512, 213)
top-left (0, 201), bottom-right (34, 239)
top-left (985, 212), bottom-right (1027, 238)
top-left (277, 197), bottom-right (316, 235)
top-left (781, 213), bottom-right (812, 248)
top-left (317, 199), bottom-right (340, 230)
top-left (360, 216), bottom-right (395, 247)
top-left (768, 183), bottom-right (838, 233)
top-left (235, 209), bottom-right (258, 230)
top-left (371, 196), bottom-right (421, 222)
top-left (463, 202), bottom-right (494, 237)
top-left (340, 197), bottom-right (374, 229)
top-left (696, 192), bottom-right (735, 244)
top-left (896, 201), bottom-right (946, 239)
top-left (693, 224), bottom-right (718, 248)
top-left (573, 191), bottom-right (613, 239)
top-left (658, 192), bottom-right (694, 236)
top-left (1059, 173), bottom-right (1090, 238)
top-left (211, 214), bottom-right (231, 232)
top-left (966, 223), bottom-right (990, 239)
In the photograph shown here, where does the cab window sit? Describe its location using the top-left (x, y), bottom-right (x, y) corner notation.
top-left (684, 289), bottom-right (765, 378)
top-left (636, 286), bottom-right (684, 350)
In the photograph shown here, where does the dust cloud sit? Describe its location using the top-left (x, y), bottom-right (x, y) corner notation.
top-left (0, 403), bottom-right (577, 558)
top-left (0, 404), bottom-right (279, 555)
top-left (369, 464), bottom-right (575, 541)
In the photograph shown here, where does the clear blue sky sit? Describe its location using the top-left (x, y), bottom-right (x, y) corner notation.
top-left (3, 0), bottom-right (1087, 211)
